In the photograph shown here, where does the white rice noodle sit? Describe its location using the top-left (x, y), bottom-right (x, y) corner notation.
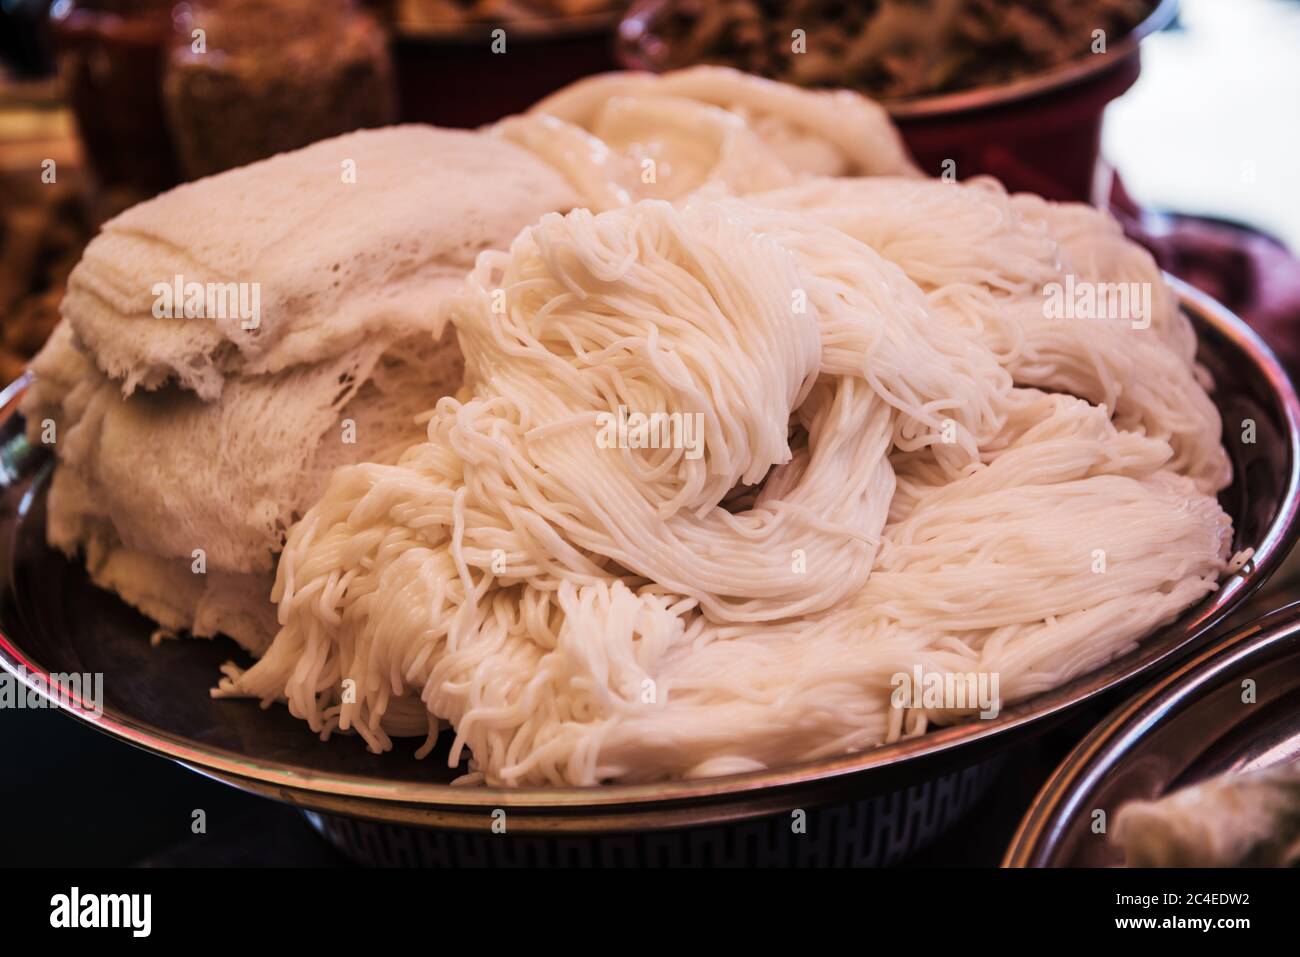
top-left (218, 184), bottom-right (1237, 786)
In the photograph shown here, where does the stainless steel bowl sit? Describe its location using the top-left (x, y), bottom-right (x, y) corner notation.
top-left (2, 277), bottom-right (1297, 865)
top-left (1004, 602), bottom-right (1300, 867)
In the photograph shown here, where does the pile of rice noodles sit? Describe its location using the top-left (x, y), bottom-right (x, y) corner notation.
top-left (219, 175), bottom-right (1241, 786)
top-left (492, 65), bottom-right (919, 211)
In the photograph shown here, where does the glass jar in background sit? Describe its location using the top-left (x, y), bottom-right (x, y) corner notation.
top-left (163, 0), bottom-right (397, 180)
top-left (48, 0), bottom-right (181, 210)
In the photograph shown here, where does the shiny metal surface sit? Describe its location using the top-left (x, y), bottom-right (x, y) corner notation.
top-left (1, 279), bottom-right (1297, 832)
top-left (1004, 602), bottom-right (1300, 867)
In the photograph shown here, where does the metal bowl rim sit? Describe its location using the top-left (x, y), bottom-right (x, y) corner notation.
top-left (1002, 601), bottom-right (1300, 867)
top-left (1, 274), bottom-right (1297, 817)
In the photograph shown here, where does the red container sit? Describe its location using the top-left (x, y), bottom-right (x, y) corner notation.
top-left (47, 0), bottom-right (180, 203)
top-left (889, 54), bottom-right (1142, 203)
top-left (618, 0), bottom-right (1179, 205)
top-left (391, 13), bottom-right (622, 129)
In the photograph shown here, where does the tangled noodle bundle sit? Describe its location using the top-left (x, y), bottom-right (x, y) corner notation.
top-left (219, 179), bottom-right (1237, 785)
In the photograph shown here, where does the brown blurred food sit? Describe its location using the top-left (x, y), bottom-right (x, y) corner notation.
top-left (0, 178), bottom-right (90, 386)
top-left (163, 0), bottom-right (397, 180)
top-left (396, 0), bottom-right (617, 29)
top-left (0, 78), bottom-right (90, 383)
top-left (622, 0), bottom-right (1158, 100)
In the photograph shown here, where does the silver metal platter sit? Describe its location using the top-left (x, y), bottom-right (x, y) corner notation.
top-left (1, 277), bottom-right (1297, 834)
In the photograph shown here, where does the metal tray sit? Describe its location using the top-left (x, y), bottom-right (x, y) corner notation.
top-left (1, 278), bottom-right (1297, 860)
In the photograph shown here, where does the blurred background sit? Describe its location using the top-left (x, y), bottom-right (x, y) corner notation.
top-left (1, 0), bottom-right (1297, 865)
